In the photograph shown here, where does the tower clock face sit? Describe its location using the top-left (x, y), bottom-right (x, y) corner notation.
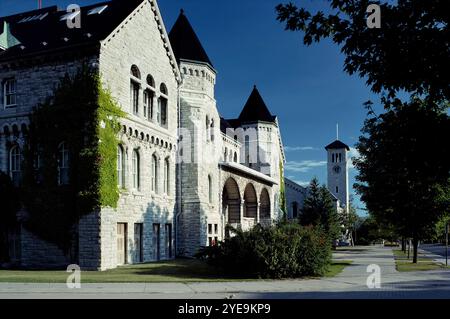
top-left (333, 165), bottom-right (341, 174)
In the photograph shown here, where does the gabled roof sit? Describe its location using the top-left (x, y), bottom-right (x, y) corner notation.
top-left (0, 0), bottom-right (144, 62)
top-left (325, 140), bottom-right (350, 151)
top-left (238, 86), bottom-right (276, 123)
top-left (168, 10), bottom-right (213, 68)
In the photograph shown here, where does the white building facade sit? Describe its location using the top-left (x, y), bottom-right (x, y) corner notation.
top-left (0, 0), bottom-right (285, 270)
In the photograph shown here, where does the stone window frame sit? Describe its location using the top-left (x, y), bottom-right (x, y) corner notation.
top-left (9, 144), bottom-right (22, 186)
top-left (208, 174), bottom-right (213, 203)
top-left (3, 78), bottom-right (17, 109)
top-left (117, 144), bottom-right (125, 189)
top-left (163, 157), bottom-right (170, 195)
top-left (157, 83), bottom-right (168, 129)
top-left (130, 65), bottom-right (141, 116)
top-left (151, 153), bottom-right (159, 194)
top-left (132, 149), bottom-right (140, 191)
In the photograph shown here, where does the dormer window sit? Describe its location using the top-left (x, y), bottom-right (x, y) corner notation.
top-left (4, 79), bottom-right (17, 108)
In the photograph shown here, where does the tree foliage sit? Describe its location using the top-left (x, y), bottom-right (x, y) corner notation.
top-left (196, 222), bottom-right (331, 278)
top-left (300, 178), bottom-right (341, 241)
top-left (276, 0), bottom-right (450, 103)
top-left (22, 66), bottom-right (125, 251)
top-left (354, 99), bottom-right (450, 261)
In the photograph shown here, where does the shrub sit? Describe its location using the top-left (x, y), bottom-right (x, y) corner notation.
top-left (196, 222), bottom-right (331, 278)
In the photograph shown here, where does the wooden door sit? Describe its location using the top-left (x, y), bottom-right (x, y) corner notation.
top-left (117, 223), bottom-right (127, 265)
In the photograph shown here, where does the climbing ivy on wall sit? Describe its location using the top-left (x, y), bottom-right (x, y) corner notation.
top-left (22, 66), bottom-right (124, 251)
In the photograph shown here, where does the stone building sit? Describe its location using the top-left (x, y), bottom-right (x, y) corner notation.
top-left (0, 0), bottom-right (285, 270)
top-left (284, 178), bottom-right (308, 220)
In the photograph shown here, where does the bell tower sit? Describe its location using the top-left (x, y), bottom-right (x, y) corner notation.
top-left (325, 132), bottom-right (350, 213)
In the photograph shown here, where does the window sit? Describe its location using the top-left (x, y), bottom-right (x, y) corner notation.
top-left (339, 153), bottom-right (342, 162)
top-left (205, 116), bottom-right (209, 142)
top-left (163, 158), bottom-right (170, 194)
top-left (130, 66), bottom-right (141, 115)
top-left (210, 119), bottom-right (215, 142)
top-left (332, 153), bottom-right (335, 163)
top-left (160, 83), bottom-right (167, 95)
top-left (158, 97), bottom-right (167, 126)
top-left (4, 79), bottom-right (17, 108)
top-left (57, 142), bottom-right (70, 185)
top-left (151, 154), bottom-right (158, 193)
top-left (132, 150), bottom-right (140, 190)
top-left (208, 224), bottom-right (218, 246)
top-left (233, 152), bottom-right (238, 163)
top-left (152, 223), bottom-right (161, 261)
top-left (131, 81), bottom-right (139, 115)
top-left (336, 186), bottom-right (339, 193)
top-left (117, 145), bottom-right (125, 188)
top-left (134, 223), bottom-right (143, 263)
top-left (143, 89), bottom-right (154, 120)
top-left (9, 145), bottom-right (21, 187)
top-left (147, 75), bottom-right (155, 87)
top-left (208, 175), bottom-right (212, 203)
top-left (165, 224), bottom-right (172, 258)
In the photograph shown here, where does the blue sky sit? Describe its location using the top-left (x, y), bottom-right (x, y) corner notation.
top-left (1, 0), bottom-right (381, 215)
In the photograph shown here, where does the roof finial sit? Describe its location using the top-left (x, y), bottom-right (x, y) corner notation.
top-left (336, 123), bottom-right (339, 140)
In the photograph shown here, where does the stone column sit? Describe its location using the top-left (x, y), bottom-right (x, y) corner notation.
top-left (240, 200), bottom-right (245, 225)
top-left (256, 201), bottom-right (261, 224)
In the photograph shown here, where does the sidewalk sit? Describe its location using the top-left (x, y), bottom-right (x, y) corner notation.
top-left (0, 246), bottom-right (449, 299)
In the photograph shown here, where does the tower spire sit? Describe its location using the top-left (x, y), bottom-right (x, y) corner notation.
top-left (336, 123), bottom-right (339, 140)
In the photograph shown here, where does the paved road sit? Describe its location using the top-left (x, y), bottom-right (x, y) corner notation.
top-left (420, 244), bottom-right (449, 265)
top-left (0, 246), bottom-right (449, 299)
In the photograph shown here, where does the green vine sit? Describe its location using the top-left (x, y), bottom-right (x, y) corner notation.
top-left (22, 66), bottom-right (125, 251)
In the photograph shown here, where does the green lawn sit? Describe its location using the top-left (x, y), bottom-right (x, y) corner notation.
top-left (392, 248), bottom-right (448, 272)
top-left (323, 260), bottom-right (352, 277)
top-left (0, 258), bottom-right (351, 283)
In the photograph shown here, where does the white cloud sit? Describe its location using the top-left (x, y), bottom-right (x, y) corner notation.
top-left (284, 146), bottom-right (318, 152)
top-left (348, 147), bottom-right (360, 169)
top-left (285, 160), bottom-right (327, 173)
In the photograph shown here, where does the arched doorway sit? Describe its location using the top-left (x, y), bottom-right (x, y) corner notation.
top-left (243, 184), bottom-right (257, 219)
top-left (260, 188), bottom-right (271, 219)
top-left (222, 178), bottom-right (241, 224)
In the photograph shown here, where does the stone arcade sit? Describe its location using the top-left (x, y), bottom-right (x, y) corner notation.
top-left (0, 0), bottom-right (285, 270)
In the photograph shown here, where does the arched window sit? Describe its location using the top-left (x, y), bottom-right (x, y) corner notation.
top-left (338, 153), bottom-right (342, 162)
top-left (117, 145), bottom-right (125, 188)
top-left (233, 152), bottom-right (238, 163)
top-left (130, 68), bottom-right (140, 115)
top-left (210, 119), bottom-right (215, 142)
top-left (332, 153), bottom-right (335, 163)
top-left (160, 83), bottom-right (168, 95)
top-left (146, 74), bottom-right (154, 87)
top-left (130, 65), bottom-right (141, 79)
top-left (132, 150), bottom-right (140, 190)
top-left (164, 157), bottom-right (170, 194)
top-left (224, 148), bottom-right (228, 161)
top-left (58, 142), bottom-right (70, 185)
top-left (151, 154), bottom-right (158, 193)
top-left (208, 175), bottom-right (212, 203)
top-left (205, 116), bottom-right (209, 142)
top-left (9, 145), bottom-right (22, 186)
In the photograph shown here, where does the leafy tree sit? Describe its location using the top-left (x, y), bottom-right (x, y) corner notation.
top-left (299, 178), bottom-right (322, 226)
top-left (276, 0), bottom-right (449, 103)
top-left (0, 172), bottom-right (20, 262)
top-left (319, 185), bottom-right (341, 242)
top-left (354, 99), bottom-right (450, 262)
top-left (300, 178), bottom-right (341, 241)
